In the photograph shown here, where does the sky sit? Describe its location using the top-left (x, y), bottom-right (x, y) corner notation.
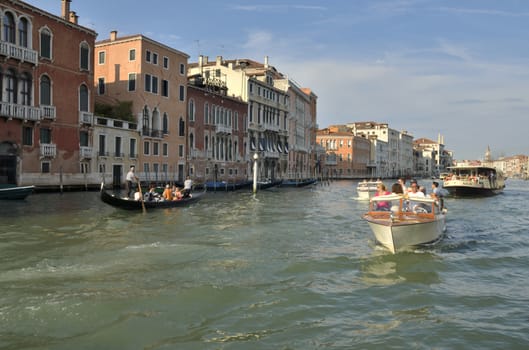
top-left (32, 0), bottom-right (529, 160)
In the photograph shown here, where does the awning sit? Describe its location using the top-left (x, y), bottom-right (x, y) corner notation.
top-left (250, 139), bottom-right (256, 151)
top-left (277, 143), bottom-right (283, 152)
top-left (259, 139), bottom-right (265, 151)
top-left (284, 143), bottom-right (289, 154)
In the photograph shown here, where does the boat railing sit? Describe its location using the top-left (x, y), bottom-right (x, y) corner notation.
top-left (368, 194), bottom-right (439, 219)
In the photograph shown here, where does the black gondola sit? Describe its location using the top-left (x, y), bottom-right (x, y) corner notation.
top-left (100, 185), bottom-right (203, 210)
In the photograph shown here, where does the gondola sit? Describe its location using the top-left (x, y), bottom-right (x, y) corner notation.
top-left (100, 184), bottom-right (203, 210)
top-left (0, 185), bottom-right (35, 200)
top-left (278, 178), bottom-right (317, 187)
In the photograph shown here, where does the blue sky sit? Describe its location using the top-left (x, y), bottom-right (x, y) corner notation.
top-left (34, 0), bottom-right (529, 160)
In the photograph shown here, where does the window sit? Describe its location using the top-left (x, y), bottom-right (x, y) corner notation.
top-left (128, 73), bottom-right (136, 91)
top-left (144, 74), bottom-right (151, 92)
top-left (162, 143), bottom-right (168, 156)
top-left (80, 42), bottom-right (90, 70)
top-left (179, 85), bottom-right (185, 101)
top-left (151, 76), bottom-right (158, 94)
top-left (142, 106), bottom-right (150, 131)
top-left (98, 134), bottom-right (106, 156)
top-left (98, 51), bottom-right (105, 64)
top-left (152, 53), bottom-right (158, 65)
top-left (40, 75), bottom-right (51, 105)
top-left (98, 77), bottom-right (105, 95)
top-left (40, 127), bottom-right (51, 144)
top-left (18, 18), bottom-right (29, 47)
top-left (188, 99), bottom-right (195, 122)
top-left (204, 103), bottom-right (209, 124)
top-left (80, 131), bottom-right (89, 147)
top-left (153, 142), bottom-right (159, 156)
top-left (179, 117), bottom-right (185, 136)
top-left (180, 63), bottom-right (185, 75)
top-left (178, 145), bottom-right (184, 157)
top-left (20, 73), bottom-right (31, 106)
top-left (162, 113), bottom-right (168, 134)
top-left (22, 126), bottom-right (33, 146)
top-left (143, 163), bottom-right (150, 174)
top-left (163, 56), bottom-right (169, 69)
top-left (79, 84), bottom-right (89, 112)
top-left (40, 28), bottom-right (52, 59)
top-left (130, 138), bottom-right (137, 158)
top-left (129, 49), bottom-right (136, 61)
top-left (41, 162), bottom-right (50, 173)
top-left (4, 69), bottom-right (16, 103)
top-left (3, 12), bottom-right (15, 43)
top-left (162, 80), bottom-right (168, 97)
top-left (115, 137), bottom-right (122, 157)
top-left (146, 50), bottom-right (151, 62)
top-left (144, 141), bottom-right (150, 155)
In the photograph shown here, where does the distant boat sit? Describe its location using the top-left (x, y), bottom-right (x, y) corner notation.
top-left (0, 185), bottom-right (35, 200)
top-left (362, 194), bottom-right (447, 253)
top-left (255, 179), bottom-right (283, 190)
top-left (204, 180), bottom-right (252, 192)
top-left (356, 180), bottom-right (381, 200)
top-left (278, 178), bottom-right (317, 187)
top-left (443, 165), bottom-right (505, 196)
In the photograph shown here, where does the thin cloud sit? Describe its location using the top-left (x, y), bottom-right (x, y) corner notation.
top-left (438, 7), bottom-right (529, 17)
top-left (232, 4), bottom-right (327, 12)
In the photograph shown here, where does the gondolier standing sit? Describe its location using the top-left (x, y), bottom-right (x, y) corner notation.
top-left (183, 176), bottom-right (193, 198)
top-left (126, 165), bottom-right (138, 198)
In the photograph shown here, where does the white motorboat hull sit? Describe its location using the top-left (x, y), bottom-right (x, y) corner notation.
top-left (365, 214), bottom-right (446, 253)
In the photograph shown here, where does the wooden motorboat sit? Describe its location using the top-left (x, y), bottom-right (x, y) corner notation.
top-left (362, 194), bottom-right (447, 253)
top-left (443, 165), bottom-right (505, 196)
top-left (100, 184), bottom-right (203, 210)
top-left (0, 185), bottom-right (35, 200)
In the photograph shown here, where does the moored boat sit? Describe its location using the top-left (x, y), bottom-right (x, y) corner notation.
top-left (443, 165), bottom-right (505, 197)
top-left (204, 180), bottom-right (252, 192)
top-left (256, 179), bottom-right (283, 190)
top-left (362, 194), bottom-right (447, 253)
top-left (356, 180), bottom-right (381, 200)
top-left (0, 185), bottom-right (35, 200)
top-left (278, 178), bottom-right (317, 187)
top-left (100, 185), bottom-right (203, 210)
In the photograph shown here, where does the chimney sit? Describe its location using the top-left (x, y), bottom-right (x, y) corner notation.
top-left (110, 30), bottom-right (117, 41)
top-left (61, 0), bottom-right (71, 20)
top-left (264, 55), bottom-right (269, 68)
top-left (216, 56), bottom-right (222, 66)
top-left (69, 11), bottom-right (78, 24)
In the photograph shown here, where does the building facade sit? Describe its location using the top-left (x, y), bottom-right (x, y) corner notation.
top-left (0, 0), bottom-right (96, 187)
top-left (186, 79), bottom-right (248, 185)
top-left (94, 31), bottom-right (189, 186)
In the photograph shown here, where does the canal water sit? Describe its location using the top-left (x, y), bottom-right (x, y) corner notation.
top-left (1, 180), bottom-right (528, 349)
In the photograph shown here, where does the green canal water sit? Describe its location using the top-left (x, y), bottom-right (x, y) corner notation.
top-left (1, 180), bottom-right (528, 349)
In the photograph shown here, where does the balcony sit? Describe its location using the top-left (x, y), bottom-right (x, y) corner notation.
top-left (263, 122), bottom-right (279, 132)
top-left (0, 101), bottom-right (41, 121)
top-left (40, 143), bottom-right (56, 158)
top-left (80, 146), bottom-right (93, 159)
top-left (41, 105), bottom-right (56, 120)
top-left (142, 128), bottom-right (164, 138)
top-left (79, 111), bottom-right (93, 125)
top-left (216, 124), bottom-right (232, 135)
top-left (0, 41), bottom-right (38, 65)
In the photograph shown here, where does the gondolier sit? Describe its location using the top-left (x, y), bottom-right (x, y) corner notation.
top-left (125, 165), bottom-right (138, 198)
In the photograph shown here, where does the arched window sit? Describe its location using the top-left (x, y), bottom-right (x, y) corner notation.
top-left (3, 12), bottom-right (15, 43)
top-left (179, 117), bottom-right (185, 136)
top-left (18, 17), bottom-right (29, 47)
top-left (79, 84), bottom-right (89, 112)
top-left (19, 72), bottom-right (32, 106)
top-left (39, 27), bottom-right (52, 59)
top-left (142, 105), bottom-right (150, 132)
top-left (205, 135), bottom-right (209, 151)
top-left (80, 42), bottom-right (90, 70)
top-left (162, 112), bottom-right (168, 134)
top-left (40, 75), bottom-right (51, 105)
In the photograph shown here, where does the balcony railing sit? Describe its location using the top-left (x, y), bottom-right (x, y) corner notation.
top-left (0, 41), bottom-right (38, 65)
top-left (41, 105), bottom-right (56, 120)
top-left (142, 128), bottom-right (164, 138)
top-left (40, 143), bottom-right (56, 158)
top-left (80, 146), bottom-right (93, 159)
top-left (0, 101), bottom-right (41, 121)
top-left (216, 124), bottom-right (232, 134)
top-left (79, 111), bottom-right (93, 125)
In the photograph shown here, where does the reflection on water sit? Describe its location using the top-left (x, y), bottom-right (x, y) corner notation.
top-left (1, 180), bottom-right (529, 349)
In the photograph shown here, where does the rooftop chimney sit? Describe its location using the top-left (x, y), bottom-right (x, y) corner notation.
top-left (61, 0), bottom-right (71, 20)
top-left (110, 30), bottom-right (117, 41)
top-left (69, 11), bottom-right (78, 24)
top-left (264, 55), bottom-right (269, 68)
